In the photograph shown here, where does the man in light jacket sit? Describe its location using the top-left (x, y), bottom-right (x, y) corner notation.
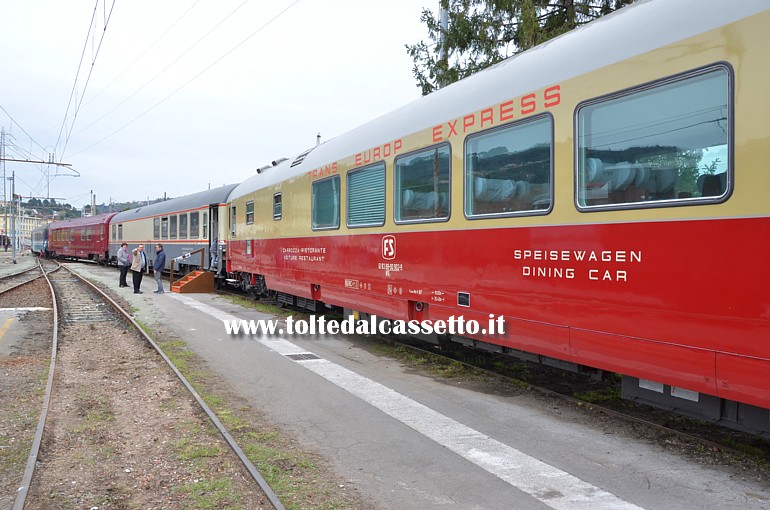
top-left (153, 244), bottom-right (166, 294)
top-left (130, 244), bottom-right (147, 294)
top-left (116, 242), bottom-right (130, 288)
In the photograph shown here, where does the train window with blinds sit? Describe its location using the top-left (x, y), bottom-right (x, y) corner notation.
top-left (170, 215), bottom-right (177, 239)
top-left (465, 115), bottom-right (553, 218)
top-left (347, 162), bottom-right (385, 227)
top-left (161, 217), bottom-right (168, 240)
top-left (246, 201), bottom-right (254, 225)
top-left (190, 212), bottom-right (199, 239)
top-left (153, 218), bottom-right (160, 239)
top-left (312, 175), bottom-right (340, 230)
top-left (118, 224), bottom-right (122, 241)
top-left (576, 65), bottom-right (731, 210)
top-left (273, 193), bottom-right (282, 221)
top-left (395, 143), bottom-right (450, 223)
top-left (179, 213), bottom-right (188, 239)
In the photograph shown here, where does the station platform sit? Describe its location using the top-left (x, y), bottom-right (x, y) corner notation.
top-left (65, 262), bottom-right (770, 510)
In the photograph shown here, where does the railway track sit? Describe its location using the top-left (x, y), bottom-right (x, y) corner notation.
top-left (10, 263), bottom-right (284, 510)
top-left (0, 259), bottom-right (50, 295)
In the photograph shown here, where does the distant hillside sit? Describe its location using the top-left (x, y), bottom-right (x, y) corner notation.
top-left (22, 197), bottom-right (169, 220)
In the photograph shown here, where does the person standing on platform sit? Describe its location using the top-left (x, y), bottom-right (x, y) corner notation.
top-left (116, 242), bottom-right (130, 287)
top-left (130, 244), bottom-right (147, 294)
top-left (153, 244), bottom-right (166, 294)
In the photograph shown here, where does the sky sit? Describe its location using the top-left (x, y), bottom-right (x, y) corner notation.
top-left (0, 0), bottom-right (430, 209)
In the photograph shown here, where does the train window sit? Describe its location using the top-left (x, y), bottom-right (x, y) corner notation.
top-left (465, 115), bottom-right (553, 218)
top-left (347, 162), bottom-right (385, 228)
top-left (230, 207), bottom-right (236, 237)
top-left (179, 214), bottom-right (188, 239)
top-left (81, 228), bottom-right (86, 240)
top-left (576, 66), bottom-right (731, 210)
top-left (112, 224), bottom-right (116, 240)
top-left (273, 193), bottom-right (282, 221)
top-left (395, 143), bottom-right (450, 223)
top-left (246, 201), bottom-right (254, 225)
top-left (190, 212), bottom-right (199, 239)
top-left (170, 215), bottom-right (178, 239)
top-left (118, 224), bottom-right (122, 241)
top-left (203, 213), bottom-right (208, 239)
top-left (153, 218), bottom-right (160, 239)
top-left (87, 228), bottom-right (92, 241)
top-left (161, 217), bottom-right (168, 240)
top-left (312, 175), bottom-right (340, 230)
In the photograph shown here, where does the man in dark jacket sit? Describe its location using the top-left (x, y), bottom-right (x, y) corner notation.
top-left (153, 244), bottom-right (166, 294)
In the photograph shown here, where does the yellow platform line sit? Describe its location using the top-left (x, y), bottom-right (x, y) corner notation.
top-left (0, 317), bottom-right (15, 345)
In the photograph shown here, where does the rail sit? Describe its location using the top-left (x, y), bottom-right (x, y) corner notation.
top-left (12, 259), bottom-right (60, 510)
top-left (169, 247), bottom-right (206, 286)
top-left (60, 263), bottom-right (285, 510)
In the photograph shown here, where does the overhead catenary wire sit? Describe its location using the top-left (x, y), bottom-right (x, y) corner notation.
top-left (78, 0), bottom-right (201, 111)
top-left (54, 0), bottom-right (100, 154)
top-left (60, 0), bottom-right (118, 158)
top-left (0, 105), bottom-right (48, 154)
top-left (71, 0), bottom-right (249, 141)
top-left (69, 0), bottom-right (301, 158)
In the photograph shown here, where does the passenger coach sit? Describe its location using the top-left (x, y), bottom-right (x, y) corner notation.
top-left (108, 185), bottom-right (237, 273)
top-left (226, 0), bottom-right (770, 435)
top-left (47, 213), bottom-right (116, 263)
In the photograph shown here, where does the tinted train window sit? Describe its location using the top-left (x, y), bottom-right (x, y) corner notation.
top-left (312, 175), bottom-right (340, 230)
top-left (161, 217), bottom-right (168, 240)
top-left (179, 214), bottom-right (188, 239)
top-left (203, 213), bottom-right (208, 239)
top-left (347, 162), bottom-right (385, 228)
top-left (246, 201), bottom-right (254, 225)
top-left (395, 143), bottom-right (450, 223)
top-left (465, 115), bottom-right (552, 217)
top-left (190, 212), bottom-right (199, 239)
top-left (118, 224), bottom-right (122, 241)
top-left (576, 66), bottom-right (730, 209)
top-left (153, 218), bottom-right (160, 239)
top-left (170, 215), bottom-right (177, 239)
top-left (112, 224), bottom-right (116, 240)
top-left (273, 193), bottom-right (282, 221)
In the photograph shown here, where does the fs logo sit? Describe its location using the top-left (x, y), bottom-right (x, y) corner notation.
top-left (382, 235), bottom-right (396, 260)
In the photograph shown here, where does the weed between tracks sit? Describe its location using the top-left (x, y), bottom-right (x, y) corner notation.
top-left (150, 327), bottom-right (370, 510)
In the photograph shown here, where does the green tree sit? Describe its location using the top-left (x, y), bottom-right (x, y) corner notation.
top-left (406, 0), bottom-right (634, 95)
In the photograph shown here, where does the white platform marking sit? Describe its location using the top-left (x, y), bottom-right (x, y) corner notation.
top-left (170, 294), bottom-right (643, 510)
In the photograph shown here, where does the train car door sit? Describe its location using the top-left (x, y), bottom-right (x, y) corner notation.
top-left (208, 206), bottom-right (219, 270)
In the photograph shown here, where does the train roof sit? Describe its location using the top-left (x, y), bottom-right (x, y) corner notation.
top-left (112, 184), bottom-right (238, 223)
top-left (47, 213), bottom-right (117, 230)
top-left (228, 0), bottom-right (768, 201)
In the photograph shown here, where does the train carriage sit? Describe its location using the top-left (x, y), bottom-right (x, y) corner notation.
top-left (31, 224), bottom-right (49, 256)
top-left (108, 185), bottom-right (237, 274)
top-left (47, 213), bottom-right (116, 263)
top-left (226, 0), bottom-right (770, 434)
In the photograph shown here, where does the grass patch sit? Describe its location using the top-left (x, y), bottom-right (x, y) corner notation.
top-left (219, 294), bottom-right (301, 319)
top-left (175, 438), bottom-right (222, 461)
top-left (575, 387), bottom-right (622, 403)
top-left (176, 477), bottom-right (241, 510)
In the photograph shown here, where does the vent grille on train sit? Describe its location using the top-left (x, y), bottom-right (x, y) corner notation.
top-left (290, 148), bottom-right (314, 167)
